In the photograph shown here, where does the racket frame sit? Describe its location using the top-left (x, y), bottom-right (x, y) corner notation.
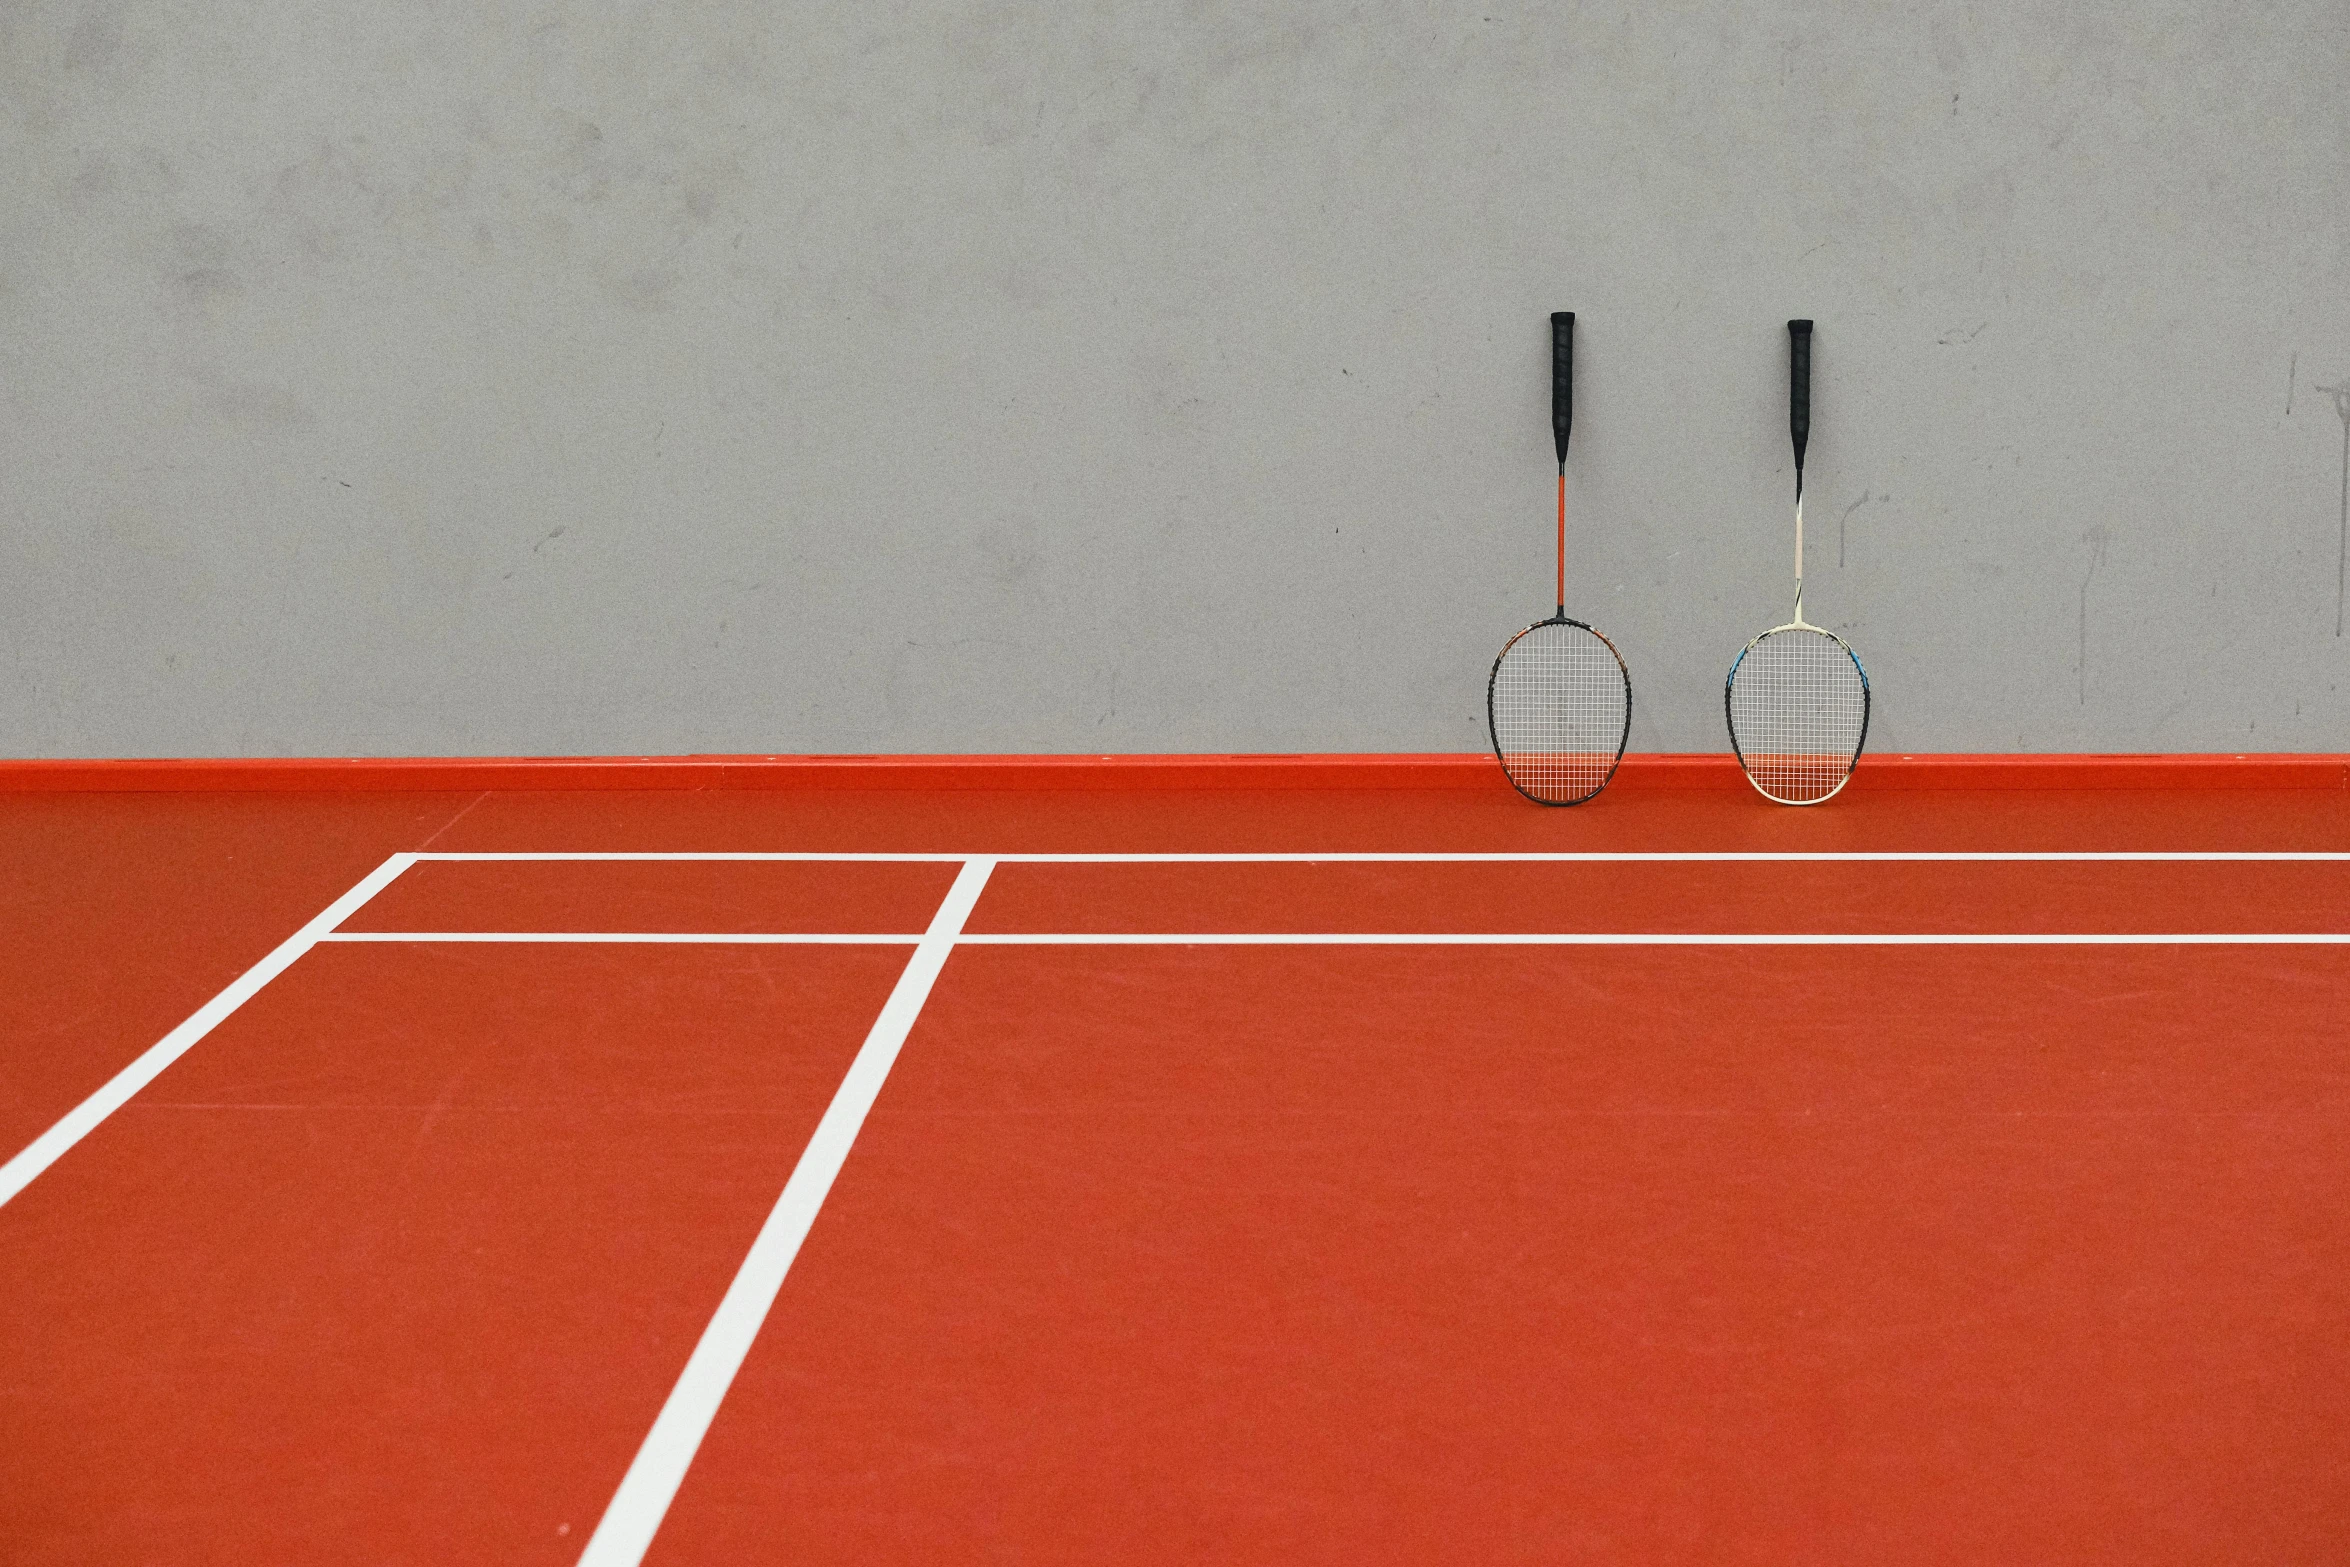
top-left (1487, 613), bottom-right (1634, 807)
top-left (1725, 319), bottom-right (1871, 806)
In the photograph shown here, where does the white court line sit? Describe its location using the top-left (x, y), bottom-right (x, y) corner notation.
top-left (575, 857), bottom-right (997, 1567)
top-left (318, 930), bottom-right (2350, 946)
top-left (410, 850), bottom-right (2350, 863)
top-left (0, 853), bottom-right (418, 1212)
top-left (321, 931), bottom-right (921, 945)
top-left (958, 931), bottom-right (2350, 945)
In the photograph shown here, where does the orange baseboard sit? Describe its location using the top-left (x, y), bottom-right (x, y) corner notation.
top-left (0, 753), bottom-right (2343, 792)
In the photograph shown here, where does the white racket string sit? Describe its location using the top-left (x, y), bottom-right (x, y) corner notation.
top-left (1726, 627), bottom-right (1868, 804)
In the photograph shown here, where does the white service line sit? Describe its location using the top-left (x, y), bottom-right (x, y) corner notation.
top-left (0, 852), bottom-right (418, 1211)
top-left (321, 931), bottom-right (921, 945)
top-left (409, 850), bottom-right (2350, 863)
top-left (575, 856), bottom-right (997, 1567)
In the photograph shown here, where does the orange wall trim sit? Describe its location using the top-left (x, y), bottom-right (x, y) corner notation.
top-left (0, 753), bottom-right (2344, 793)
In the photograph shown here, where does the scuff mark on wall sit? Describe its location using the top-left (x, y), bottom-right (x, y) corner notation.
top-left (63, 5), bottom-right (128, 73)
top-left (1837, 491), bottom-right (1887, 567)
top-left (2077, 524), bottom-right (2108, 703)
top-left (2321, 380), bottom-right (2350, 636)
top-left (609, 267), bottom-right (678, 311)
top-left (209, 382), bottom-right (313, 429)
top-left (1840, 491), bottom-right (1866, 566)
top-left (2286, 351), bottom-right (2295, 415)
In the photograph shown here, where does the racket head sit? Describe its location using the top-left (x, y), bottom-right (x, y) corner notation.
top-left (1486, 616), bottom-right (1633, 806)
top-left (1724, 624), bottom-right (1871, 805)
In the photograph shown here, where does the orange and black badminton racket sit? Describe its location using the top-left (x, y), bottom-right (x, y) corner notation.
top-left (1486, 312), bottom-right (1632, 805)
top-left (1724, 320), bottom-right (1870, 804)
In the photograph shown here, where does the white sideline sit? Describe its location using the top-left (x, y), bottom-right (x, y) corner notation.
top-left (409, 850), bottom-right (2350, 863)
top-left (574, 857), bottom-right (998, 1567)
top-left (0, 853), bottom-right (418, 1212)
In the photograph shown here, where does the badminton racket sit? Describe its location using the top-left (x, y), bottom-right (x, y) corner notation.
top-left (1486, 312), bottom-right (1632, 805)
top-left (1724, 319), bottom-right (1870, 804)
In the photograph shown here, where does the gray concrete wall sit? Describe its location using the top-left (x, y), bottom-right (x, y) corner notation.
top-left (3, 0), bottom-right (2347, 758)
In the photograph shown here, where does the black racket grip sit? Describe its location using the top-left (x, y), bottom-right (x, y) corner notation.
top-left (1551, 312), bottom-right (1573, 465)
top-left (1788, 319), bottom-right (1812, 473)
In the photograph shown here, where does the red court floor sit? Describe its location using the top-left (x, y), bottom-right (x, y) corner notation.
top-left (3, 780), bottom-right (2347, 1563)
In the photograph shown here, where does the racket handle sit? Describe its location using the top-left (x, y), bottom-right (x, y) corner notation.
top-left (1551, 312), bottom-right (1573, 465)
top-left (1788, 319), bottom-right (1812, 478)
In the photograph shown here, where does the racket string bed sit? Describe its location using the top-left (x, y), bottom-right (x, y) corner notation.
top-left (1725, 626), bottom-right (1869, 804)
top-left (1488, 619), bottom-right (1632, 805)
